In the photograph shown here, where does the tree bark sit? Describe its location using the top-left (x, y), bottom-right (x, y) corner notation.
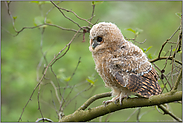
top-left (59, 91), bottom-right (182, 122)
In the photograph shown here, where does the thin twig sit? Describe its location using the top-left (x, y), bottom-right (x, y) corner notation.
top-left (51, 1), bottom-right (93, 26)
top-left (50, 81), bottom-right (61, 104)
top-left (51, 28), bottom-right (81, 66)
top-left (153, 63), bottom-right (172, 91)
top-left (37, 85), bottom-right (44, 120)
top-left (50, 90), bottom-right (59, 117)
top-left (136, 107), bottom-right (141, 122)
top-left (172, 68), bottom-right (182, 91)
top-left (61, 57), bottom-right (82, 109)
top-left (50, 1), bottom-right (82, 29)
top-left (124, 108), bottom-right (139, 121)
top-left (18, 29), bottom-right (81, 122)
top-left (50, 66), bottom-right (64, 107)
top-left (158, 25), bottom-right (181, 58)
top-left (88, 4), bottom-right (95, 26)
top-left (158, 105), bottom-right (182, 122)
top-left (149, 56), bottom-right (182, 65)
top-left (63, 84), bottom-right (93, 111)
top-left (68, 57), bottom-right (81, 82)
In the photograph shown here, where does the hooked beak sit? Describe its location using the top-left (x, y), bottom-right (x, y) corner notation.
top-left (92, 39), bottom-right (100, 49)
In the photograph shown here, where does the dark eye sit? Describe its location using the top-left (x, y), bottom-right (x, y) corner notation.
top-left (97, 37), bottom-right (103, 42)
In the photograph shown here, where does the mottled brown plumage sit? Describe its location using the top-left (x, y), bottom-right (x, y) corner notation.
top-left (89, 22), bottom-right (162, 105)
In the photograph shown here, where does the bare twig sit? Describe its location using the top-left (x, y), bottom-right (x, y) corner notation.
top-left (59, 57), bottom-right (82, 111)
top-left (50, 1), bottom-right (81, 29)
top-left (88, 4), bottom-right (95, 26)
top-left (50, 1), bottom-right (93, 26)
top-left (149, 56), bottom-right (182, 65)
top-left (172, 68), bottom-right (182, 91)
top-left (136, 107), bottom-right (141, 122)
top-left (37, 85), bottom-right (44, 120)
top-left (50, 90), bottom-right (59, 117)
top-left (18, 29), bottom-right (81, 122)
top-left (158, 25), bottom-right (181, 58)
top-left (50, 81), bottom-right (61, 104)
top-left (158, 105), bottom-right (182, 122)
top-left (68, 57), bottom-right (81, 82)
top-left (63, 84), bottom-right (93, 111)
top-left (50, 66), bottom-right (64, 108)
top-left (44, 1), bottom-right (61, 23)
top-left (125, 108), bottom-right (139, 121)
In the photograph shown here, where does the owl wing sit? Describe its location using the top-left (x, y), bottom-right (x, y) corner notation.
top-left (114, 67), bottom-right (161, 98)
top-left (109, 50), bottom-right (162, 98)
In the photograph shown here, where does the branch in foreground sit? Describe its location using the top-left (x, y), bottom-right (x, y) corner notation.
top-left (59, 91), bottom-right (182, 122)
top-left (158, 105), bottom-right (182, 122)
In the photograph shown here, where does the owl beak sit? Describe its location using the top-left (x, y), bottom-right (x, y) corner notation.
top-left (92, 39), bottom-right (99, 49)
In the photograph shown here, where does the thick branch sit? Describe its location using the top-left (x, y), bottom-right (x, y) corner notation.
top-left (59, 91), bottom-right (182, 122)
top-left (77, 92), bottom-right (111, 111)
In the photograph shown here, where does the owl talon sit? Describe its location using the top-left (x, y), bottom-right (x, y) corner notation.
top-left (103, 100), bottom-right (112, 106)
top-left (114, 100), bottom-right (118, 105)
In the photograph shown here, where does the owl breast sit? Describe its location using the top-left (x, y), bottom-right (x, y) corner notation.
top-left (92, 49), bottom-right (129, 93)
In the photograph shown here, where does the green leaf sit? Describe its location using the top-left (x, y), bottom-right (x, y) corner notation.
top-left (126, 28), bottom-right (136, 34)
top-left (175, 12), bottom-right (182, 19)
top-left (13, 16), bottom-right (17, 20)
top-left (92, 1), bottom-right (104, 5)
top-left (86, 78), bottom-right (95, 85)
top-left (141, 46), bottom-right (152, 53)
top-left (64, 76), bottom-right (71, 82)
top-left (86, 75), bottom-right (97, 85)
top-left (125, 28), bottom-right (143, 35)
top-left (145, 46), bottom-right (152, 52)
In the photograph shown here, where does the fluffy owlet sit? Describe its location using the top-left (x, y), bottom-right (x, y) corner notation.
top-left (89, 22), bottom-right (162, 105)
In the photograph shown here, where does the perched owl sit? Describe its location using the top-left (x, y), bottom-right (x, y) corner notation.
top-left (89, 22), bottom-right (162, 105)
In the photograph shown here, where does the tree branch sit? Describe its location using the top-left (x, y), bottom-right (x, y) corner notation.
top-left (172, 68), bottom-right (182, 91)
top-left (149, 56), bottom-right (182, 65)
top-left (59, 91), bottom-right (182, 122)
top-left (77, 92), bottom-right (111, 111)
top-left (158, 105), bottom-right (182, 122)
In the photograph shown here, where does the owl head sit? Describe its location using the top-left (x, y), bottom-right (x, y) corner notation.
top-left (89, 22), bottom-right (124, 53)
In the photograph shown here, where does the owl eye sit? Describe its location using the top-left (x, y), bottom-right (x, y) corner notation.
top-left (97, 37), bottom-right (103, 42)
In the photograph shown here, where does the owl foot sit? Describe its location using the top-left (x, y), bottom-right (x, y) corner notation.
top-left (115, 95), bottom-right (128, 105)
top-left (102, 100), bottom-right (113, 107)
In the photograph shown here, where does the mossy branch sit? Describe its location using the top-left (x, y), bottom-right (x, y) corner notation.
top-left (59, 91), bottom-right (182, 122)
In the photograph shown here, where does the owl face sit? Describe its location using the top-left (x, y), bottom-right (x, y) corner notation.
top-left (89, 22), bottom-right (124, 53)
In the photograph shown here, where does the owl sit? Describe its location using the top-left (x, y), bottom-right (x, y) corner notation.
top-left (89, 22), bottom-right (162, 105)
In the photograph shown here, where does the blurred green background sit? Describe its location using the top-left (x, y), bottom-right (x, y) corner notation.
top-left (1, 1), bottom-right (182, 122)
